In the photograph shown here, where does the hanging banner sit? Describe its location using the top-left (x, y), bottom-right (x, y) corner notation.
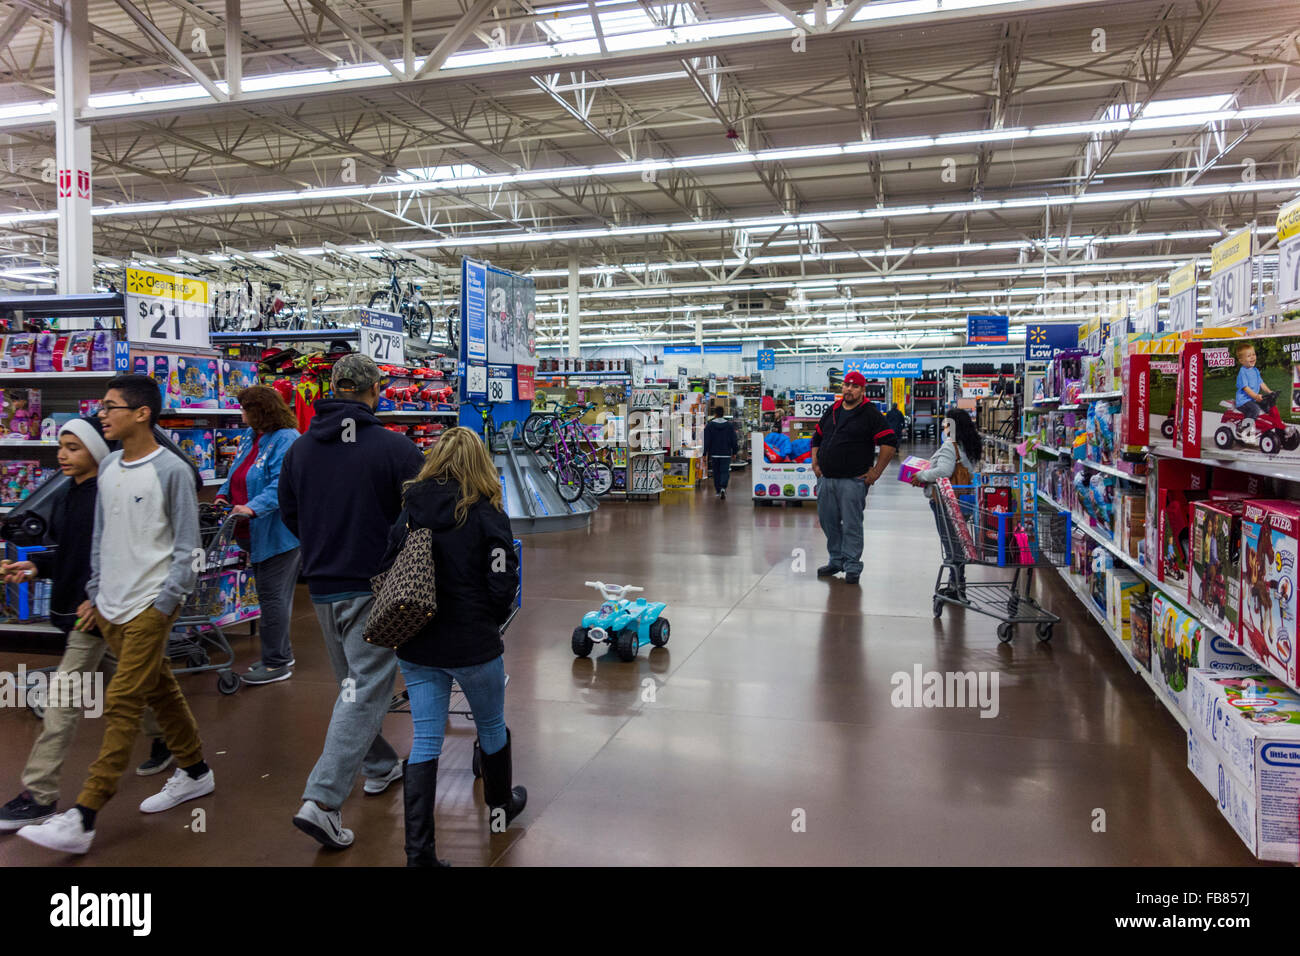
top-left (462, 259), bottom-right (487, 363)
top-left (757, 349), bottom-right (776, 370)
top-left (1134, 281), bottom-right (1160, 335)
top-left (1209, 226), bottom-right (1254, 326)
top-left (1024, 323), bottom-right (1080, 361)
top-left (1168, 263), bottom-right (1198, 334)
top-left (844, 357), bottom-right (923, 378)
top-left (966, 314), bottom-right (1009, 345)
top-left (891, 378), bottom-right (905, 409)
top-left (516, 365), bottom-right (535, 401)
top-left (1277, 198), bottom-right (1300, 308)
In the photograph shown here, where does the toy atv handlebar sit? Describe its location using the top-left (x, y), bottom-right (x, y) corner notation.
top-left (584, 580), bottom-right (644, 600)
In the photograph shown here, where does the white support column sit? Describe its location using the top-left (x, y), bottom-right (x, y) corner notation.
top-left (567, 254), bottom-right (581, 357)
top-left (226, 0), bottom-right (242, 97)
top-left (54, 0), bottom-right (92, 295)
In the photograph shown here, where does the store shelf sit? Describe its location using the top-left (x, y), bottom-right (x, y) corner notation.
top-left (0, 371), bottom-right (116, 382)
top-left (1078, 459), bottom-right (1146, 484)
top-left (377, 409), bottom-right (459, 419)
top-left (1058, 403), bottom-right (1082, 411)
top-left (1077, 390), bottom-right (1123, 401)
top-left (203, 478), bottom-right (224, 486)
top-left (1033, 443), bottom-right (1068, 457)
top-left (1032, 396), bottom-right (1060, 405)
top-left (537, 370), bottom-right (632, 379)
top-left (159, 408), bottom-right (244, 417)
top-left (1149, 445), bottom-right (1300, 485)
top-left (0, 439), bottom-right (58, 447)
top-left (0, 620), bottom-right (61, 637)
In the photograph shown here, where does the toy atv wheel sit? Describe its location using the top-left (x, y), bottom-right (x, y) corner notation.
top-left (1161, 420), bottom-right (1176, 439)
top-left (933, 596), bottom-right (944, 619)
top-left (1285, 429), bottom-right (1300, 451)
top-left (1213, 426), bottom-right (1234, 451)
top-left (614, 628), bottom-right (639, 662)
top-left (571, 627), bottom-right (594, 658)
top-left (1261, 431), bottom-right (1281, 455)
top-left (649, 618), bottom-right (670, 647)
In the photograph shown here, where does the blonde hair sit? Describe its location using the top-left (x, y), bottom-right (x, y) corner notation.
top-left (407, 426), bottom-right (503, 526)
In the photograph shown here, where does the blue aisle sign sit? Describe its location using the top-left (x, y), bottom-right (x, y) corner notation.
top-left (114, 339), bottom-right (131, 372)
top-left (757, 349), bottom-right (775, 370)
top-left (844, 357), bottom-right (923, 378)
top-left (462, 259), bottom-right (487, 363)
top-left (1024, 323), bottom-right (1080, 361)
top-left (703, 344), bottom-right (742, 353)
top-left (967, 314), bottom-right (1009, 344)
top-left (664, 345), bottom-right (701, 354)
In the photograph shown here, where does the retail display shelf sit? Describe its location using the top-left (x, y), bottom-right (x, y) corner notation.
top-left (159, 408), bottom-right (244, 417)
top-left (1058, 403), bottom-right (1082, 411)
top-left (377, 409), bottom-right (459, 418)
top-left (1033, 443), bottom-right (1067, 457)
top-left (0, 620), bottom-right (61, 637)
top-left (203, 478), bottom-right (225, 487)
top-left (1078, 459), bottom-right (1146, 483)
top-left (1149, 445), bottom-right (1300, 485)
top-left (0, 439), bottom-right (58, 447)
top-left (1031, 396), bottom-right (1060, 405)
top-left (0, 371), bottom-right (116, 381)
top-left (1077, 391), bottom-right (1123, 401)
top-left (538, 370), bottom-right (633, 380)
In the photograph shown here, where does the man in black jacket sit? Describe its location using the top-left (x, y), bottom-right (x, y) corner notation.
top-left (279, 354), bottom-right (425, 850)
top-left (885, 403), bottom-right (906, 444)
top-left (810, 372), bottom-right (899, 585)
top-left (702, 405), bottom-right (739, 498)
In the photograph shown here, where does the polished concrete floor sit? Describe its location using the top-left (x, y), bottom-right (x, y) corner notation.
top-left (0, 454), bottom-right (1267, 866)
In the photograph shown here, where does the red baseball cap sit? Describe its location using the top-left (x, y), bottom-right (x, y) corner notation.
top-left (842, 371), bottom-right (867, 386)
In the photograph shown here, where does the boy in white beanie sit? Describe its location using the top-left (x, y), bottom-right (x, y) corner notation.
top-left (0, 416), bottom-right (170, 832)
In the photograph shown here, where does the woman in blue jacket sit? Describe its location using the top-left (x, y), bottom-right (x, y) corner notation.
top-left (215, 385), bottom-right (301, 685)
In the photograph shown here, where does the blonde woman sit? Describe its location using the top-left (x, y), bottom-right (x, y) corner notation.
top-left (378, 426), bottom-right (522, 867)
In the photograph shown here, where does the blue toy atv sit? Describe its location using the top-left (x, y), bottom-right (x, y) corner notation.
top-left (572, 580), bottom-right (670, 661)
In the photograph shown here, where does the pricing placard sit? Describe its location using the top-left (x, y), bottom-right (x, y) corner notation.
top-left (1167, 263), bottom-right (1198, 333)
top-left (359, 308), bottom-right (405, 366)
top-left (125, 267), bottom-right (210, 350)
top-left (1209, 227), bottom-right (1254, 326)
top-left (794, 392), bottom-right (835, 418)
top-left (487, 365), bottom-right (514, 403)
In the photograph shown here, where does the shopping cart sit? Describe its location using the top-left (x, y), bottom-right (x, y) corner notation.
top-left (931, 478), bottom-right (1072, 643)
top-left (165, 503), bottom-right (244, 695)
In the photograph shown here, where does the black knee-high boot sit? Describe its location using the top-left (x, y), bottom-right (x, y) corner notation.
top-left (479, 729), bottom-right (527, 832)
top-left (402, 759), bottom-right (449, 867)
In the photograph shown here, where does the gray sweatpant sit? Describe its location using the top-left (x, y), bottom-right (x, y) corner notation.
top-left (302, 594), bottom-right (400, 809)
top-left (817, 476), bottom-right (868, 575)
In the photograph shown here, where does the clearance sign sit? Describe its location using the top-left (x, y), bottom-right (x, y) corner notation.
top-left (1209, 226), bottom-right (1253, 325)
top-left (124, 267), bottom-right (211, 350)
top-left (125, 268), bottom-right (208, 304)
top-left (1278, 198), bottom-right (1300, 307)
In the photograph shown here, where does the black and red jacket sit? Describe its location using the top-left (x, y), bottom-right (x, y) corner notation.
top-left (811, 399), bottom-right (898, 478)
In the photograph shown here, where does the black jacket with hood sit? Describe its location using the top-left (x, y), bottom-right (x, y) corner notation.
top-left (32, 476), bottom-right (98, 633)
top-left (379, 477), bottom-right (520, 668)
top-left (279, 398), bottom-right (425, 596)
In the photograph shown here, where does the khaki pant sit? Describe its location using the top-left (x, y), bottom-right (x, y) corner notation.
top-left (22, 630), bottom-right (164, 805)
top-left (76, 606), bottom-right (204, 811)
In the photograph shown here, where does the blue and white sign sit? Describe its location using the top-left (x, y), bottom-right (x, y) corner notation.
top-left (967, 314), bottom-right (1009, 345)
top-left (757, 349), bottom-right (776, 370)
top-left (794, 392), bottom-right (835, 419)
top-left (703, 344), bottom-right (742, 354)
top-left (844, 357), bottom-right (923, 378)
top-left (1024, 323), bottom-right (1080, 362)
top-left (462, 259), bottom-right (487, 363)
top-left (464, 361), bottom-right (487, 401)
top-left (113, 339), bottom-right (131, 373)
top-left (359, 308), bottom-right (405, 366)
top-left (664, 345), bottom-right (701, 354)
top-left (486, 365), bottom-right (515, 404)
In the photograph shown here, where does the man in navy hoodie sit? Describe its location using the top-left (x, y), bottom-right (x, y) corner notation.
top-left (279, 354), bottom-right (424, 850)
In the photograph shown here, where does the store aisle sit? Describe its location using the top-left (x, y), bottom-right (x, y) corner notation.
top-left (0, 470), bottom-right (1265, 866)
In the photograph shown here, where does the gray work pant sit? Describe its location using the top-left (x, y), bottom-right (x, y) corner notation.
top-left (817, 476), bottom-right (868, 575)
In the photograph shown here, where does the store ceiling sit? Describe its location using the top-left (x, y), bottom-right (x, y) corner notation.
top-left (0, 0), bottom-right (1296, 351)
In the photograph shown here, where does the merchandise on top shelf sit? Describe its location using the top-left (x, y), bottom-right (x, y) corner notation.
top-left (1, 388), bottom-right (40, 440)
top-left (1189, 499), bottom-right (1247, 643)
top-left (1145, 338), bottom-right (1182, 446)
top-left (1118, 352), bottom-right (1150, 452)
top-left (1185, 669), bottom-right (1300, 862)
top-left (0, 333), bottom-right (35, 371)
top-left (1239, 500), bottom-right (1300, 690)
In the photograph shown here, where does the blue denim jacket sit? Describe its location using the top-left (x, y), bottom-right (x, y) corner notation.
top-left (218, 427), bottom-right (300, 563)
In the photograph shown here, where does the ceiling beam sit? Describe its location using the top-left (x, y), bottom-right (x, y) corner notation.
top-left (303, 0), bottom-right (406, 81)
top-left (412, 0), bottom-right (497, 80)
top-left (112, 0), bottom-right (228, 102)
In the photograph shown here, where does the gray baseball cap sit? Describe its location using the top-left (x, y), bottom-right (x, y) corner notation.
top-left (330, 353), bottom-right (382, 392)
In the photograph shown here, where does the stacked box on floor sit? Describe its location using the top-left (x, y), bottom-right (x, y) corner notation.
top-left (1151, 592), bottom-right (1258, 715)
top-left (1185, 669), bottom-right (1300, 861)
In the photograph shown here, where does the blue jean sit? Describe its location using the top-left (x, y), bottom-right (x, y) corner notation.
top-left (398, 655), bottom-right (508, 765)
top-left (817, 476), bottom-right (868, 574)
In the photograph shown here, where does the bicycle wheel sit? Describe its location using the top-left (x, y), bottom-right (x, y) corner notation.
top-left (414, 302), bottom-right (434, 342)
top-left (368, 290), bottom-right (397, 313)
top-left (581, 457), bottom-right (613, 496)
top-left (554, 459), bottom-right (585, 503)
top-left (522, 413), bottom-right (554, 451)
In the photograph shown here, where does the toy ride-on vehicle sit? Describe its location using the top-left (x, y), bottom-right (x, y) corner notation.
top-left (572, 581), bottom-right (670, 662)
top-left (1214, 392), bottom-right (1300, 456)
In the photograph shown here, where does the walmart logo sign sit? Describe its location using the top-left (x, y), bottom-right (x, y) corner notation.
top-left (1024, 323), bottom-right (1079, 361)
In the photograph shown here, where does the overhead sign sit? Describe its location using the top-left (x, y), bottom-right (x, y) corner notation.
top-left (1277, 198), bottom-right (1300, 308)
top-left (1168, 263), bottom-right (1198, 333)
top-left (844, 357), bottom-right (923, 378)
top-left (966, 314), bottom-right (1009, 345)
top-left (485, 265), bottom-right (536, 367)
top-left (703, 344), bottom-right (742, 353)
top-left (1134, 281), bottom-right (1160, 335)
top-left (1209, 226), bottom-right (1253, 326)
top-left (462, 259), bottom-right (487, 363)
top-left (757, 349), bottom-right (775, 370)
top-left (664, 345), bottom-right (701, 354)
top-left (124, 267), bottom-right (210, 351)
top-left (358, 308), bottom-right (405, 366)
top-left (1024, 323), bottom-right (1079, 361)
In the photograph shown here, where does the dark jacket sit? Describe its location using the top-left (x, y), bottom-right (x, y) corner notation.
top-left (380, 478), bottom-right (520, 668)
top-left (702, 418), bottom-right (739, 458)
top-left (31, 477), bottom-right (97, 633)
top-left (279, 399), bottom-right (425, 596)
top-left (811, 399), bottom-right (899, 478)
top-left (885, 408), bottom-right (905, 436)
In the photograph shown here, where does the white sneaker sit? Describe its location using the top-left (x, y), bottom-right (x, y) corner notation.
top-left (362, 762), bottom-right (404, 795)
top-left (17, 808), bottom-right (94, 854)
top-left (292, 800), bottom-right (354, 849)
top-left (139, 767), bottom-right (215, 813)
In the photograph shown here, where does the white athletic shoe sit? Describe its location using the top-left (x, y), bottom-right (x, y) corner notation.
top-left (292, 801), bottom-right (355, 849)
top-left (362, 762), bottom-right (404, 795)
top-left (17, 808), bottom-right (94, 854)
top-left (139, 768), bottom-right (215, 813)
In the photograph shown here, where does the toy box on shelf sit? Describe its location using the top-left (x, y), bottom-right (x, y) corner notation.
top-left (220, 360), bottom-right (259, 408)
top-left (17, 331), bottom-right (115, 373)
top-left (214, 429), bottom-right (242, 480)
top-left (1, 388), bottom-right (41, 440)
top-left (168, 428), bottom-right (216, 480)
top-left (1130, 591), bottom-right (1153, 671)
top-left (0, 461), bottom-right (53, 506)
top-left (1185, 669), bottom-right (1300, 862)
top-left (1151, 592), bottom-right (1257, 715)
top-left (1240, 500), bottom-right (1300, 690)
top-left (1189, 499), bottom-right (1248, 643)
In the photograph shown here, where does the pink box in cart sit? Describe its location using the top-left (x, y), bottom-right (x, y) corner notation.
top-left (897, 455), bottom-right (931, 483)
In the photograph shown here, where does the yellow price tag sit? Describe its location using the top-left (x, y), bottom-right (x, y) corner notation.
top-left (124, 267), bottom-right (209, 304)
top-left (1210, 226), bottom-right (1253, 274)
top-left (1278, 198), bottom-right (1300, 244)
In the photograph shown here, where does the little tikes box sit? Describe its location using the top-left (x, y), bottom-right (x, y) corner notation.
top-left (1239, 500), bottom-right (1300, 688)
top-left (1189, 498), bottom-right (1247, 643)
top-left (897, 455), bottom-right (930, 484)
top-left (1185, 669), bottom-right (1300, 861)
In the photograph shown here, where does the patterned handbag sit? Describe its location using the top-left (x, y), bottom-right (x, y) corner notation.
top-left (364, 521), bottom-right (437, 649)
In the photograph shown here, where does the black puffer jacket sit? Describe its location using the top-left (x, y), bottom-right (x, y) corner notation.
top-left (380, 477), bottom-right (520, 668)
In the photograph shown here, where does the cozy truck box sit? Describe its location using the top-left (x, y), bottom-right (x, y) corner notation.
top-left (1239, 500), bottom-right (1300, 689)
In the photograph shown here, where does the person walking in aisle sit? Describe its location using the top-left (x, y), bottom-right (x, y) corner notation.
top-left (885, 403), bottom-right (906, 444)
top-left (0, 418), bottom-right (173, 830)
top-left (702, 405), bottom-right (739, 498)
top-left (279, 353), bottom-right (424, 850)
top-left (378, 427), bottom-right (523, 866)
top-left (19, 375), bottom-right (210, 855)
top-left (811, 371), bottom-right (899, 585)
top-left (910, 408), bottom-right (982, 599)
top-left (214, 385), bottom-right (301, 686)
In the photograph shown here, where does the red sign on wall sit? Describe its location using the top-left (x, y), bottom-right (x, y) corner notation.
top-left (57, 168), bottom-right (72, 198)
top-left (77, 169), bottom-right (90, 199)
top-left (516, 364), bottom-right (535, 400)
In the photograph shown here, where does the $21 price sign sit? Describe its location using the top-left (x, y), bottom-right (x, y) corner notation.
top-left (125, 267), bottom-right (211, 350)
top-left (360, 309), bottom-right (405, 366)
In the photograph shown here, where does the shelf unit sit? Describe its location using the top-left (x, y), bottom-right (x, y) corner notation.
top-left (158, 408), bottom-right (244, 417)
top-left (0, 439), bottom-right (58, 447)
top-left (1078, 390), bottom-right (1123, 401)
top-left (377, 409), bottom-right (459, 419)
top-left (1078, 459), bottom-right (1147, 484)
top-left (0, 371), bottom-right (116, 382)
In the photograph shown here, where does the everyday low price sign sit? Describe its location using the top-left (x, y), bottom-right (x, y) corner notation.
top-left (1024, 323), bottom-right (1079, 361)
